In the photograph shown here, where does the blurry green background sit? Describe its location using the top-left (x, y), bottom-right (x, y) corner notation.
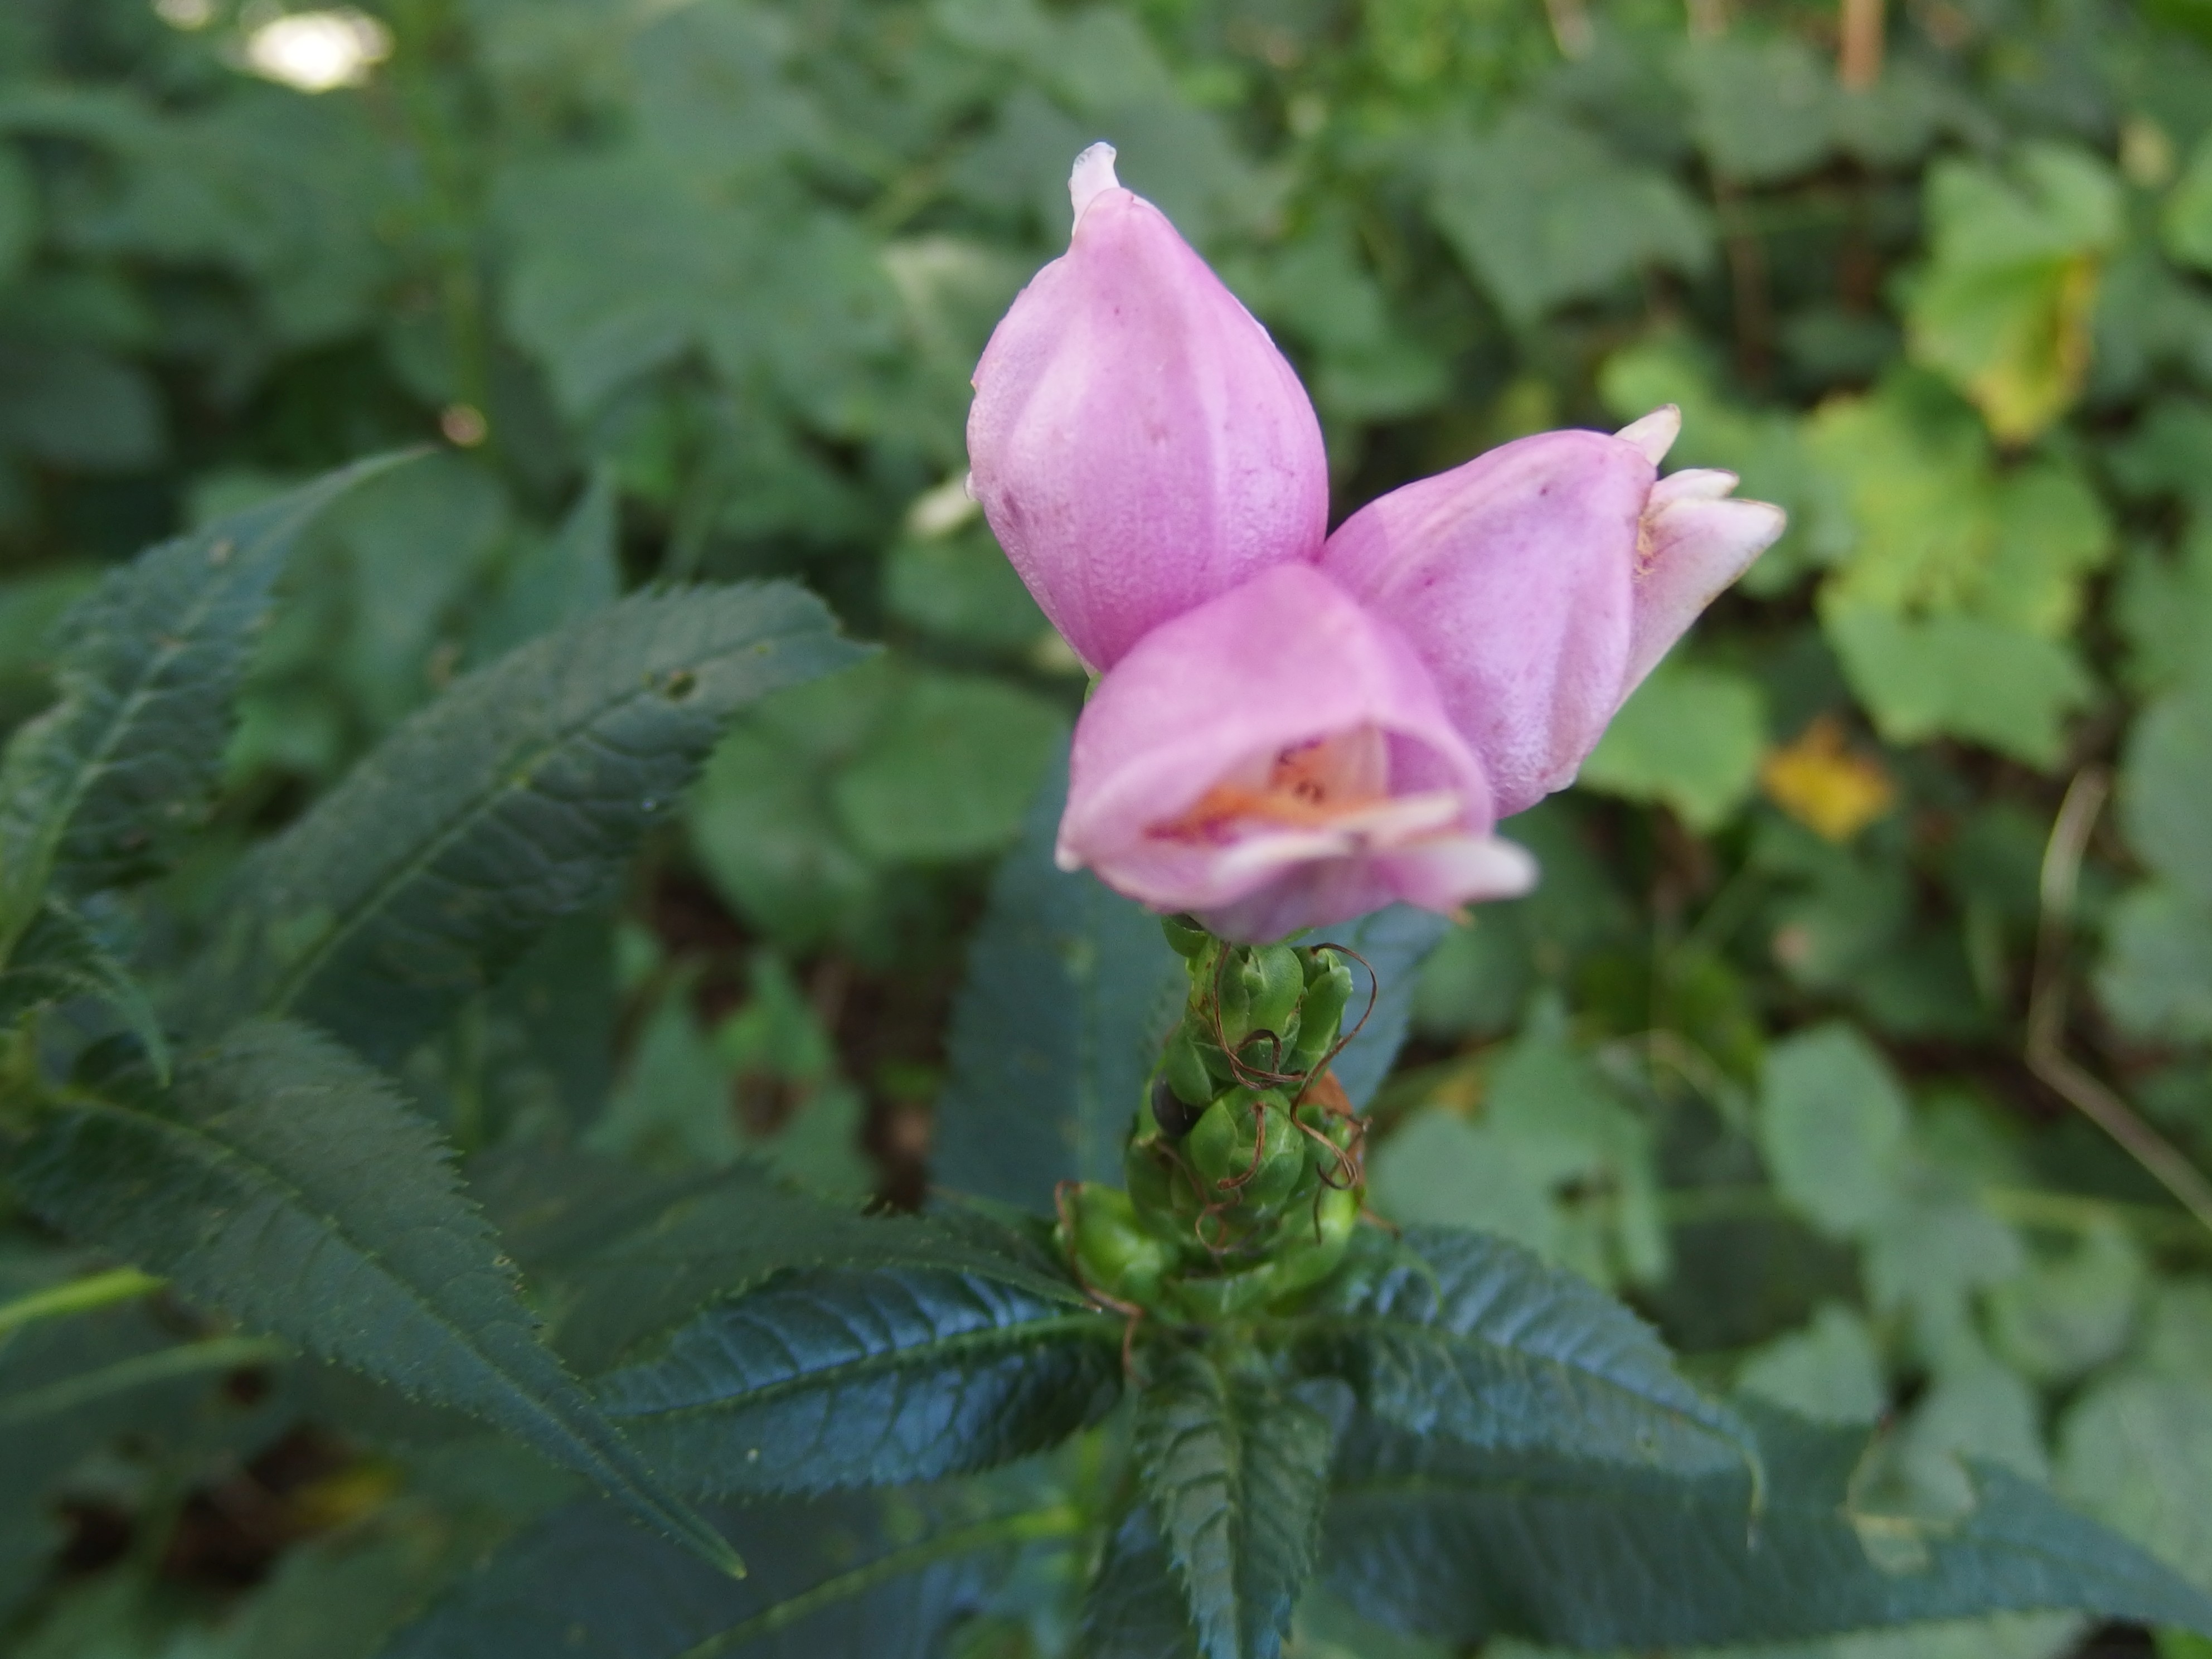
top-left (7, 0), bottom-right (2212, 1654)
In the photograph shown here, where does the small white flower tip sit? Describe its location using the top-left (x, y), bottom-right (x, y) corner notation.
top-left (1617, 405), bottom-right (1682, 467)
top-left (1069, 142), bottom-right (1120, 229)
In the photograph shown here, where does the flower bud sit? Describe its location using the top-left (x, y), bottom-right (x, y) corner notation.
top-left (1288, 949), bottom-right (1354, 1073)
top-left (1188, 1086), bottom-right (1306, 1212)
top-left (1060, 1185), bottom-right (1174, 1307)
top-left (1163, 1024), bottom-right (1218, 1108)
top-left (1160, 913), bottom-right (1213, 961)
top-left (1218, 942), bottom-right (1305, 1052)
top-left (1319, 410), bottom-right (1784, 818)
top-left (1055, 564), bottom-right (1537, 942)
top-left (1318, 428), bottom-right (1651, 818)
top-left (967, 144), bottom-right (1329, 671)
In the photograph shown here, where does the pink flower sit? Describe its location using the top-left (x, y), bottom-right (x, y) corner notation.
top-left (966, 144), bottom-right (1785, 935)
top-left (1055, 564), bottom-right (1537, 943)
top-left (1320, 407), bottom-right (1786, 818)
top-left (966, 144), bottom-right (1328, 672)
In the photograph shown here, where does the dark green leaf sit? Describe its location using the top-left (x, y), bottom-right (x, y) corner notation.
top-left (1078, 1507), bottom-right (1202, 1659)
top-left (1288, 1227), bottom-right (1750, 1476)
top-left (383, 1483), bottom-right (1070, 1659)
top-left (2123, 673), bottom-right (2212, 908)
top-left (182, 583), bottom-right (866, 1065)
top-left (471, 1147), bottom-right (1087, 1372)
top-left (1133, 1346), bottom-right (1336, 1659)
top-left (12, 1018), bottom-right (740, 1575)
top-left (1314, 906), bottom-right (1451, 1110)
top-left (0, 454), bottom-right (403, 924)
top-left (1427, 108), bottom-right (1714, 323)
top-left (0, 1259), bottom-right (280, 1622)
top-left (598, 1259), bottom-right (1121, 1496)
top-left (0, 899), bottom-right (167, 1078)
top-left (933, 742), bottom-right (1186, 1208)
top-left (1322, 1403), bottom-right (2212, 1648)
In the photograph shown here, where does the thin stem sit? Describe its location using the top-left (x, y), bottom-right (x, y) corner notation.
top-left (675, 1507), bottom-right (1082, 1659)
top-left (0, 1266), bottom-right (164, 1339)
top-left (0, 1335), bottom-right (289, 1427)
top-left (2026, 768), bottom-right (2212, 1239)
top-left (1839, 0), bottom-right (1885, 90)
top-left (1544, 0), bottom-right (1594, 59)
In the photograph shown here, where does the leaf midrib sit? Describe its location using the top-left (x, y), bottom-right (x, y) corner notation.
top-left (56, 1087), bottom-right (642, 1495)
top-left (261, 603), bottom-right (812, 1017)
top-left (604, 1306), bottom-right (1115, 1423)
top-left (676, 1503), bottom-right (1082, 1659)
top-left (1329, 1468), bottom-right (2200, 1602)
top-left (1297, 1309), bottom-right (1741, 1444)
top-left (7, 546), bottom-right (245, 925)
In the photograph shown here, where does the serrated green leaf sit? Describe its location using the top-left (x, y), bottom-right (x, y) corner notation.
top-left (1428, 108), bottom-right (1714, 323)
top-left (1759, 1022), bottom-right (1909, 1238)
top-left (1309, 905), bottom-right (1452, 1110)
top-left (2122, 675), bottom-right (2212, 908)
top-left (1735, 1304), bottom-right (1889, 1426)
top-left (0, 454), bottom-right (405, 930)
top-left (1078, 1507), bottom-right (1203, 1659)
top-left (597, 1260), bottom-right (1120, 1496)
top-left (1821, 601), bottom-right (2091, 767)
top-left (1369, 1032), bottom-right (1666, 1288)
top-left (2095, 881), bottom-right (2212, 1042)
top-left (183, 583), bottom-right (866, 1066)
top-left (0, 899), bottom-right (167, 1078)
top-left (384, 1485), bottom-right (1071, 1659)
top-left (1677, 34), bottom-right (1838, 183)
top-left (1579, 658), bottom-right (1768, 830)
top-left (470, 1147), bottom-right (1087, 1374)
top-left (1906, 145), bottom-right (2120, 441)
top-left (932, 743), bottom-right (1186, 1208)
top-left (1288, 1227), bottom-right (1749, 1476)
top-left (1133, 1346), bottom-right (1336, 1659)
top-left (1323, 1403), bottom-right (2212, 1649)
top-left (2168, 132), bottom-right (2212, 273)
top-left (12, 1018), bottom-right (740, 1576)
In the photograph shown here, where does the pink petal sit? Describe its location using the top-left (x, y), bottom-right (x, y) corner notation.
top-left (1624, 487), bottom-right (1787, 691)
top-left (1616, 404), bottom-right (1681, 465)
top-left (966, 147), bottom-right (1328, 671)
top-left (1055, 564), bottom-right (1534, 942)
top-left (1319, 428), bottom-right (1654, 818)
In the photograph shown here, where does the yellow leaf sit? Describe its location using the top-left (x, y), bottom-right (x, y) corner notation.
top-left (1760, 716), bottom-right (1896, 842)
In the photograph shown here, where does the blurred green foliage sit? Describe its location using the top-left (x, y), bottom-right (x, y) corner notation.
top-left (6, 0), bottom-right (2212, 1653)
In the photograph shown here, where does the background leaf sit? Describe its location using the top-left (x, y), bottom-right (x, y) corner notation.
top-left (12, 1018), bottom-right (739, 1574)
top-left (1323, 1403), bottom-right (2212, 1650)
top-left (183, 584), bottom-right (865, 1065)
top-left (0, 454), bottom-right (402, 922)
top-left (384, 1482), bottom-right (1071, 1659)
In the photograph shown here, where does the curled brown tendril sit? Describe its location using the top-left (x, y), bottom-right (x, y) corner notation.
top-left (1203, 943), bottom-right (1381, 1096)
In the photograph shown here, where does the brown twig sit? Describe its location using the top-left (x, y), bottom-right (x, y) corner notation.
top-left (1839, 0), bottom-right (1885, 90)
top-left (1544, 0), bottom-right (1594, 58)
top-left (2026, 768), bottom-right (2212, 1239)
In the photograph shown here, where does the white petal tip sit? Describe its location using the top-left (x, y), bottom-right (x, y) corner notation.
top-left (1069, 143), bottom-right (1120, 229)
top-left (1617, 405), bottom-right (1682, 467)
top-left (1052, 845), bottom-right (1083, 872)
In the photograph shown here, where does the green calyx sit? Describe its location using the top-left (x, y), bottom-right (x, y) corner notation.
top-left (1052, 916), bottom-right (1371, 1325)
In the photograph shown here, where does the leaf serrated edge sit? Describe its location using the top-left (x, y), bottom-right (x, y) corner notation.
top-left (32, 1060), bottom-right (744, 1578)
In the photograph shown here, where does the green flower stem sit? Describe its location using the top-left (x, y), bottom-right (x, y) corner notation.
top-left (675, 1505), bottom-right (1083, 1659)
top-left (0, 1264), bottom-right (164, 1340)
